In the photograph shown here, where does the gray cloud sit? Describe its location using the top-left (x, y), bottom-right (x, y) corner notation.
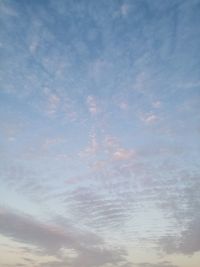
top-left (159, 214), bottom-right (200, 255)
top-left (157, 172), bottom-right (200, 255)
top-left (0, 206), bottom-right (128, 267)
top-left (71, 247), bottom-right (126, 267)
top-left (137, 261), bottom-right (178, 267)
top-left (0, 206), bottom-right (80, 253)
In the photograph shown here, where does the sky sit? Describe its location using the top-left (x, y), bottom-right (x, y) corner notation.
top-left (0, 0), bottom-right (200, 267)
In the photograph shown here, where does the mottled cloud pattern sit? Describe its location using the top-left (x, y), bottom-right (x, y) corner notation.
top-left (0, 0), bottom-right (200, 267)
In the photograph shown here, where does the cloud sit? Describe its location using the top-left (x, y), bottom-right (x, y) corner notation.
top-left (140, 113), bottom-right (158, 125)
top-left (152, 101), bottom-right (162, 109)
top-left (45, 91), bottom-right (61, 116)
top-left (88, 59), bottom-right (111, 84)
top-left (38, 261), bottom-right (71, 267)
top-left (62, 185), bottom-right (132, 232)
top-left (103, 136), bottom-right (136, 162)
top-left (133, 71), bottom-right (148, 93)
top-left (42, 137), bottom-right (66, 151)
top-left (0, 120), bottom-right (23, 142)
top-left (120, 4), bottom-right (129, 17)
top-left (104, 136), bottom-right (119, 151)
top-left (0, 207), bottom-right (128, 267)
top-left (0, 206), bottom-right (79, 254)
top-left (112, 148), bottom-right (135, 161)
top-left (177, 80), bottom-right (200, 89)
top-left (79, 132), bottom-right (99, 158)
top-left (86, 95), bottom-right (99, 115)
top-left (159, 214), bottom-right (200, 255)
top-left (36, 87), bottom-right (79, 122)
top-left (71, 247), bottom-right (126, 267)
top-left (119, 101), bottom-right (129, 111)
top-left (1, 1), bottom-right (200, 266)
top-left (0, 1), bottom-right (18, 17)
top-left (38, 246), bottom-right (127, 267)
top-left (153, 171), bottom-right (200, 255)
top-left (85, 133), bottom-right (99, 155)
top-left (137, 261), bottom-right (178, 267)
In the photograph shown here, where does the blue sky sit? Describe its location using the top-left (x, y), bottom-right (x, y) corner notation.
top-left (0, 0), bottom-right (200, 267)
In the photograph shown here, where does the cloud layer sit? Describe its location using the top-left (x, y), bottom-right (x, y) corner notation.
top-left (0, 0), bottom-right (200, 267)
